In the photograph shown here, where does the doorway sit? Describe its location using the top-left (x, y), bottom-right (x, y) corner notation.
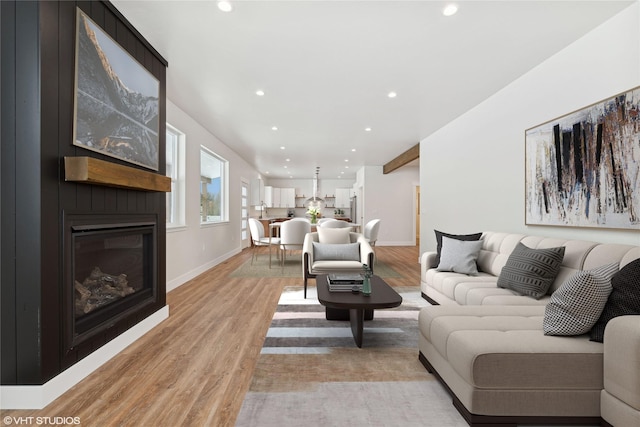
top-left (415, 185), bottom-right (420, 245)
top-left (241, 180), bottom-right (250, 248)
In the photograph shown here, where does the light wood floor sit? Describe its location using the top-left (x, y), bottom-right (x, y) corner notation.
top-left (1, 245), bottom-right (421, 426)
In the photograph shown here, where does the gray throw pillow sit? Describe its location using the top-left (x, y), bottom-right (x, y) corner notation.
top-left (436, 236), bottom-right (483, 275)
top-left (313, 242), bottom-right (360, 261)
top-left (497, 242), bottom-right (565, 299)
top-left (543, 263), bottom-right (618, 336)
top-left (590, 259), bottom-right (640, 343)
top-left (434, 230), bottom-right (483, 267)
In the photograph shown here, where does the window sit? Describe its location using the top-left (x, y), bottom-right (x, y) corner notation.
top-left (166, 124), bottom-right (185, 227)
top-left (200, 146), bottom-right (228, 224)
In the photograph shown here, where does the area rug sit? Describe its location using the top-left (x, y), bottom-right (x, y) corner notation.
top-left (235, 287), bottom-right (467, 426)
top-left (229, 253), bottom-right (402, 279)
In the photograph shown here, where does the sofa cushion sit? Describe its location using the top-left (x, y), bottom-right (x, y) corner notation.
top-left (590, 259), bottom-right (640, 342)
top-left (419, 305), bottom-right (604, 390)
top-left (425, 269), bottom-right (495, 300)
top-left (317, 227), bottom-right (351, 244)
top-left (312, 242), bottom-right (360, 261)
top-left (436, 236), bottom-right (483, 275)
top-left (448, 330), bottom-right (604, 390)
top-left (543, 263), bottom-right (618, 336)
top-left (497, 242), bottom-right (565, 299)
top-left (434, 230), bottom-right (482, 266)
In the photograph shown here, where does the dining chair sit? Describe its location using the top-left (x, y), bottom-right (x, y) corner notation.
top-left (290, 217), bottom-right (311, 223)
top-left (248, 218), bottom-right (280, 267)
top-left (363, 219), bottom-right (381, 248)
top-left (279, 219), bottom-right (311, 268)
top-left (318, 219), bottom-right (352, 229)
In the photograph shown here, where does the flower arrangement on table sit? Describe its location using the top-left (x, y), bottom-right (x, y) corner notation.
top-left (307, 206), bottom-right (321, 224)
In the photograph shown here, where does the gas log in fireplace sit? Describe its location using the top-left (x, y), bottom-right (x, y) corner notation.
top-left (64, 213), bottom-right (158, 352)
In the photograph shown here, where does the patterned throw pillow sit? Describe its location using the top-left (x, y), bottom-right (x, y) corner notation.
top-left (590, 259), bottom-right (640, 343)
top-left (497, 242), bottom-right (565, 299)
top-left (436, 236), bottom-right (483, 275)
top-left (543, 263), bottom-right (618, 336)
top-left (433, 230), bottom-right (483, 267)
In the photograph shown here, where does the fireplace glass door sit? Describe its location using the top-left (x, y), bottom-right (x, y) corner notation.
top-left (68, 220), bottom-right (156, 346)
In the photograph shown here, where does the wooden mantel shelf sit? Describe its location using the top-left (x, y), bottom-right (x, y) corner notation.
top-left (64, 156), bottom-right (171, 192)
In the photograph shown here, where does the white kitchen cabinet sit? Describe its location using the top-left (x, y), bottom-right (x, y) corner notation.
top-left (264, 186), bottom-right (273, 207)
top-left (280, 188), bottom-right (295, 208)
top-left (335, 188), bottom-right (351, 208)
top-left (272, 187), bottom-right (281, 208)
top-left (262, 186), bottom-right (301, 208)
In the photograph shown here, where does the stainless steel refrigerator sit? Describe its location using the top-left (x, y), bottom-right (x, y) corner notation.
top-left (349, 196), bottom-right (357, 224)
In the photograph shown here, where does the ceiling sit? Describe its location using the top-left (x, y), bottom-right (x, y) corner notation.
top-left (111, 0), bottom-right (634, 180)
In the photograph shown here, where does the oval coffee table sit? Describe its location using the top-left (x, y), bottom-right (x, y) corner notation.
top-left (316, 274), bottom-right (402, 348)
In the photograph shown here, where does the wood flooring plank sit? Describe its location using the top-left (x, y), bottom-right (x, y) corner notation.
top-left (0, 246), bottom-right (420, 426)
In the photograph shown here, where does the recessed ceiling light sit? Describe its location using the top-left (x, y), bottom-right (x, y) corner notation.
top-left (387, 91), bottom-right (397, 98)
top-left (256, 90), bottom-right (265, 96)
top-left (344, 159), bottom-right (349, 162)
top-left (280, 146), bottom-right (285, 150)
top-left (272, 126), bottom-right (278, 131)
top-left (217, 1), bottom-right (233, 12)
top-left (283, 165), bottom-right (287, 169)
top-left (364, 127), bottom-right (372, 132)
top-left (351, 148), bottom-right (356, 152)
top-left (285, 158), bottom-right (290, 162)
top-left (443, 4), bottom-right (458, 16)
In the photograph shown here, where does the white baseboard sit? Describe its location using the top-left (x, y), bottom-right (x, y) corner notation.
top-left (0, 305), bottom-right (170, 410)
top-left (166, 248), bottom-right (241, 292)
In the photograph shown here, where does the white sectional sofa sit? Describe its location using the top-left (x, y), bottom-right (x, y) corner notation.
top-left (418, 231), bottom-right (640, 426)
top-left (421, 232), bottom-right (638, 306)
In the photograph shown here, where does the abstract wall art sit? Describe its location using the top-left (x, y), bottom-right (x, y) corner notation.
top-left (525, 87), bottom-right (639, 230)
top-left (73, 9), bottom-right (160, 170)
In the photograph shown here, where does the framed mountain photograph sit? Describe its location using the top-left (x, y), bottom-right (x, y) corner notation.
top-left (73, 8), bottom-right (160, 171)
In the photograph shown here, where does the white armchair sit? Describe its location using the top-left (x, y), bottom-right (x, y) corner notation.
top-left (302, 230), bottom-right (375, 298)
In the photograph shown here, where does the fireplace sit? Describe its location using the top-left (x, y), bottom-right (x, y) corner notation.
top-left (64, 214), bottom-right (158, 352)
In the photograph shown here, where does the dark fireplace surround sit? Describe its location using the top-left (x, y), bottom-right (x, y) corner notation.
top-left (1, 0), bottom-right (168, 387)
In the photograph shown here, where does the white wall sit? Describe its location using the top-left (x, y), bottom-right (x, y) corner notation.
top-left (165, 100), bottom-right (261, 291)
top-left (359, 165), bottom-right (420, 246)
top-left (420, 3), bottom-right (640, 254)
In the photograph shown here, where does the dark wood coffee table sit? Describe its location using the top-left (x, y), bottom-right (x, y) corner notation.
top-left (316, 274), bottom-right (402, 348)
